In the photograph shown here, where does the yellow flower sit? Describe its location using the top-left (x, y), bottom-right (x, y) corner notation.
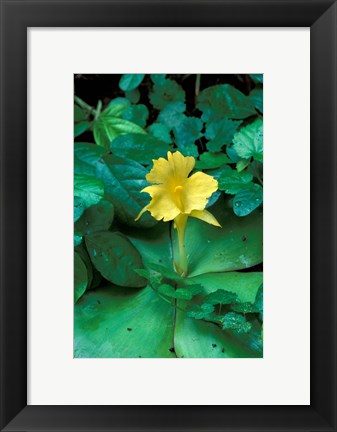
top-left (136, 151), bottom-right (221, 276)
top-left (136, 151), bottom-right (220, 225)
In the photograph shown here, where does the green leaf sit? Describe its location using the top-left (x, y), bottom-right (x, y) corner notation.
top-left (74, 285), bottom-right (175, 358)
top-left (158, 101), bottom-right (186, 129)
top-left (119, 74), bottom-right (145, 91)
top-left (93, 114), bottom-right (146, 148)
top-left (173, 117), bottom-right (203, 157)
top-left (233, 118), bottom-right (263, 162)
top-left (158, 284), bottom-right (203, 300)
top-left (74, 251), bottom-right (88, 303)
top-left (222, 312), bottom-right (252, 334)
top-left (74, 174), bottom-right (104, 221)
top-left (186, 303), bottom-right (214, 320)
top-left (204, 289), bottom-right (238, 305)
top-left (85, 232), bottom-right (146, 288)
top-left (147, 262), bottom-right (184, 284)
top-left (121, 104), bottom-right (149, 128)
top-left (236, 159), bottom-right (250, 172)
top-left (78, 150), bottom-right (156, 228)
top-left (231, 302), bottom-right (259, 314)
top-left (150, 79), bottom-right (185, 110)
top-left (74, 121), bottom-right (90, 138)
top-left (249, 87), bottom-right (263, 113)
top-left (148, 123), bottom-right (172, 144)
top-left (195, 152), bottom-right (231, 170)
top-left (125, 89), bottom-right (140, 104)
top-left (197, 84), bottom-right (256, 120)
top-left (218, 166), bottom-right (253, 194)
top-left (125, 221), bottom-right (173, 269)
top-left (233, 183), bottom-right (263, 217)
top-left (104, 98), bottom-right (130, 116)
top-left (205, 118), bottom-right (242, 152)
top-left (74, 105), bottom-right (88, 122)
top-left (174, 308), bottom-right (261, 358)
top-left (172, 200), bottom-right (263, 276)
top-left (110, 133), bottom-right (169, 165)
top-left (151, 74), bottom-right (166, 85)
top-left (75, 199), bottom-right (114, 235)
top-left (189, 271), bottom-right (263, 304)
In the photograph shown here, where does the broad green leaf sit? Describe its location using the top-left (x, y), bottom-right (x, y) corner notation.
top-left (249, 87), bottom-right (263, 113)
top-left (74, 285), bottom-right (175, 358)
top-left (104, 98), bottom-right (130, 117)
top-left (222, 312), bottom-right (252, 333)
top-left (151, 74), bottom-right (166, 85)
top-left (85, 232), bottom-right (146, 288)
top-left (189, 271), bottom-right (263, 304)
top-left (195, 152), bottom-right (231, 170)
top-left (124, 222), bottom-right (173, 268)
top-left (150, 79), bottom-right (185, 110)
top-left (110, 133), bottom-right (169, 165)
top-left (158, 284), bottom-right (201, 300)
top-left (76, 244), bottom-right (94, 288)
top-left (121, 104), bottom-right (149, 128)
top-left (93, 115), bottom-right (146, 148)
top-left (74, 121), bottom-right (90, 138)
top-left (205, 118), bottom-right (242, 152)
top-left (74, 252), bottom-right (88, 303)
top-left (75, 200), bottom-right (114, 235)
top-left (173, 117), bottom-right (203, 156)
top-left (233, 183), bottom-right (263, 217)
top-left (158, 102), bottom-right (186, 129)
top-left (75, 146), bottom-right (156, 227)
top-left (74, 105), bottom-right (88, 122)
top-left (148, 123), bottom-right (172, 144)
top-left (218, 166), bottom-right (253, 194)
top-left (125, 89), bottom-right (140, 104)
top-left (74, 174), bottom-right (104, 221)
top-left (172, 200), bottom-right (263, 276)
top-left (119, 74), bottom-right (145, 91)
top-left (197, 84), bottom-right (256, 120)
top-left (174, 307), bottom-right (262, 358)
top-left (233, 118), bottom-right (263, 162)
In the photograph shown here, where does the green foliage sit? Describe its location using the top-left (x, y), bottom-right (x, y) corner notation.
top-left (119, 74), bottom-right (145, 91)
top-left (197, 84), bottom-right (256, 120)
top-left (195, 152), bottom-right (231, 170)
top-left (205, 118), bottom-right (242, 152)
top-left (93, 111), bottom-right (145, 148)
top-left (222, 312), bottom-right (252, 334)
top-left (233, 183), bottom-right (263, 217)
top-left (110, 133), bottom-right (169, 165)
top-left (85, 232), bottom-right (147, 288)
top-left (75, 200), bottom-right (114, 236)
top-left (74, 251), bottom-right (88, 303)
top-left (233, 118), bottom-right (263, 162)
top-left (74, 74), bottom-right (263, 358)
top-left (150, 78), bottom-right (185, 110)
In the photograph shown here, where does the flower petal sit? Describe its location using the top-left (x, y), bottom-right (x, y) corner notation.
top-left (142, 185), bottom-right (181, 222)
top-left (181, 172), bottom-right (218, 213)
top-left (190, 209), bottom-right (221, 227)
top-left (146, 151), bottom-right (195, 186)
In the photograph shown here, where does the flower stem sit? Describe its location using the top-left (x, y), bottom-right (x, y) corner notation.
top-left (174, 214), bottom-right (188, 277)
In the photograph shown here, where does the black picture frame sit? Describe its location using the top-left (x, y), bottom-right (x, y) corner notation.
top-left (1, 1), bottom-right (336, 431)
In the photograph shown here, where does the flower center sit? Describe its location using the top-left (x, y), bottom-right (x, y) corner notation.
top-left (174, 185), bottom-right (183, 194)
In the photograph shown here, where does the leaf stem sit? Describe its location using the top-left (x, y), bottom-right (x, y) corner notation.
top-left (74, 95), bottom-right (97, 116)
